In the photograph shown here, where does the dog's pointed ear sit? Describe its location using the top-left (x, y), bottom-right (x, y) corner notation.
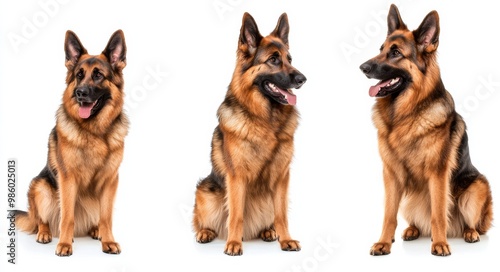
top-left (413, 11), bottom-right (440, 53)
top-left (387, 4), bottom-right (407, 35)
top-left (64, 30), bottom-right (87, 69)
top-left (271, 13), bottom-right (289, 46)
top-left (239, 12), bottom-right (262, 55)
top-left (103, 30), bottom-right (127, 71)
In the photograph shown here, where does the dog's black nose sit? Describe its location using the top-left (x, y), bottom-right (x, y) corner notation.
top-left (292, 73), bottom-right (307, 88)
top-left (75, 87), bottom-right (90, 99)
top-left (359, 62), bottom-right (372, 75)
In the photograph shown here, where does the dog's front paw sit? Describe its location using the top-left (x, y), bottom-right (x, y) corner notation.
top-left (55, 242), bottom-right (73, 257)
top-left (280, 239), bottom-right (301, 251)
top-left (102, 241), bottom-right (121, 254)
top-left (370, 242), bottom-right (391, 256)
top-left (431, 241), bottom-right (451, 256)
top-left (224, 240), bottom-right (243, 256)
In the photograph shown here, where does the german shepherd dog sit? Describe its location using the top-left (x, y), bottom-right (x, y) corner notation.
top-left (192, 12), bottom-right (306, 256)
top-left (15, 30), bottom-right (128, 256)
top-left (359, 4), bottom-right (493, 256)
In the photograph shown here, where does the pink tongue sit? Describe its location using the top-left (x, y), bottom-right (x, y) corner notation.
top-left (79, 103), bottom-right (94, 119)
top-left (369, 79), bottom-right (392, 97)
top-left (277, 88), bottom-right (297, 105)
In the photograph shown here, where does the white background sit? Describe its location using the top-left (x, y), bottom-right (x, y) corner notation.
top-left (1, 0), bottom-right (499, 271)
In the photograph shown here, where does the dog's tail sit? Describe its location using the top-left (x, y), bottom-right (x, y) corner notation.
top-left (11, 210), bottom-right (38, 234)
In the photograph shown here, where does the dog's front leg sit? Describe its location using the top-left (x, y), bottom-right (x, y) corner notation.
top-left (274, 170), bottom-right (300, 251)
top-left (370, 165), bottom-right (402, 256)
top-left (429, 173), bottom-right (451, 256)
top-left (224, 174), bottom-right (245, 256)
top-left (98, 173), bottom-right (121, 254)
top-left (56, 175), bottom-right (77, 257)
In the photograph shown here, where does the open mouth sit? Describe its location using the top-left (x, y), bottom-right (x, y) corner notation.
top-left (263, 81), bottom-right (297, 105)
top-left (369, 76), bottom-right (406, 97)
top-left (78, 96), bottom-right (104, 119)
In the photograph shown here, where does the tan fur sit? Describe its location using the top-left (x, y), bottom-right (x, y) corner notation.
top-left (193, 12), bottom-right (306, 255)
top-left (16, 30), bottom-right (128, 256)
top-left (362, 5), bottom-right (493, 256)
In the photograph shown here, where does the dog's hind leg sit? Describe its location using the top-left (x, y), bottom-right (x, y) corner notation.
top-left (193, 176), bottom-right (226, 244)
top-left (401, 225), bottom-right (420, 241)
top-left (259, 225), bottom-right (278, 242)
top-left (24, 175), bottom-right (59, 244)
top-left (88, 226), bottom-right (99, 240)
top-left (458, 175), bottom-right (493, 243)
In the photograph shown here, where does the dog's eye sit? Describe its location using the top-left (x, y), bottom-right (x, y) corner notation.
top-left (268, 56), bottom-right (281, 65)
top-left (93, 71), bottom-right (103, 80)
top-left (391, 49), bottom-right (402, 58)
top-left (76, 71), bottom-right (84, 80)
